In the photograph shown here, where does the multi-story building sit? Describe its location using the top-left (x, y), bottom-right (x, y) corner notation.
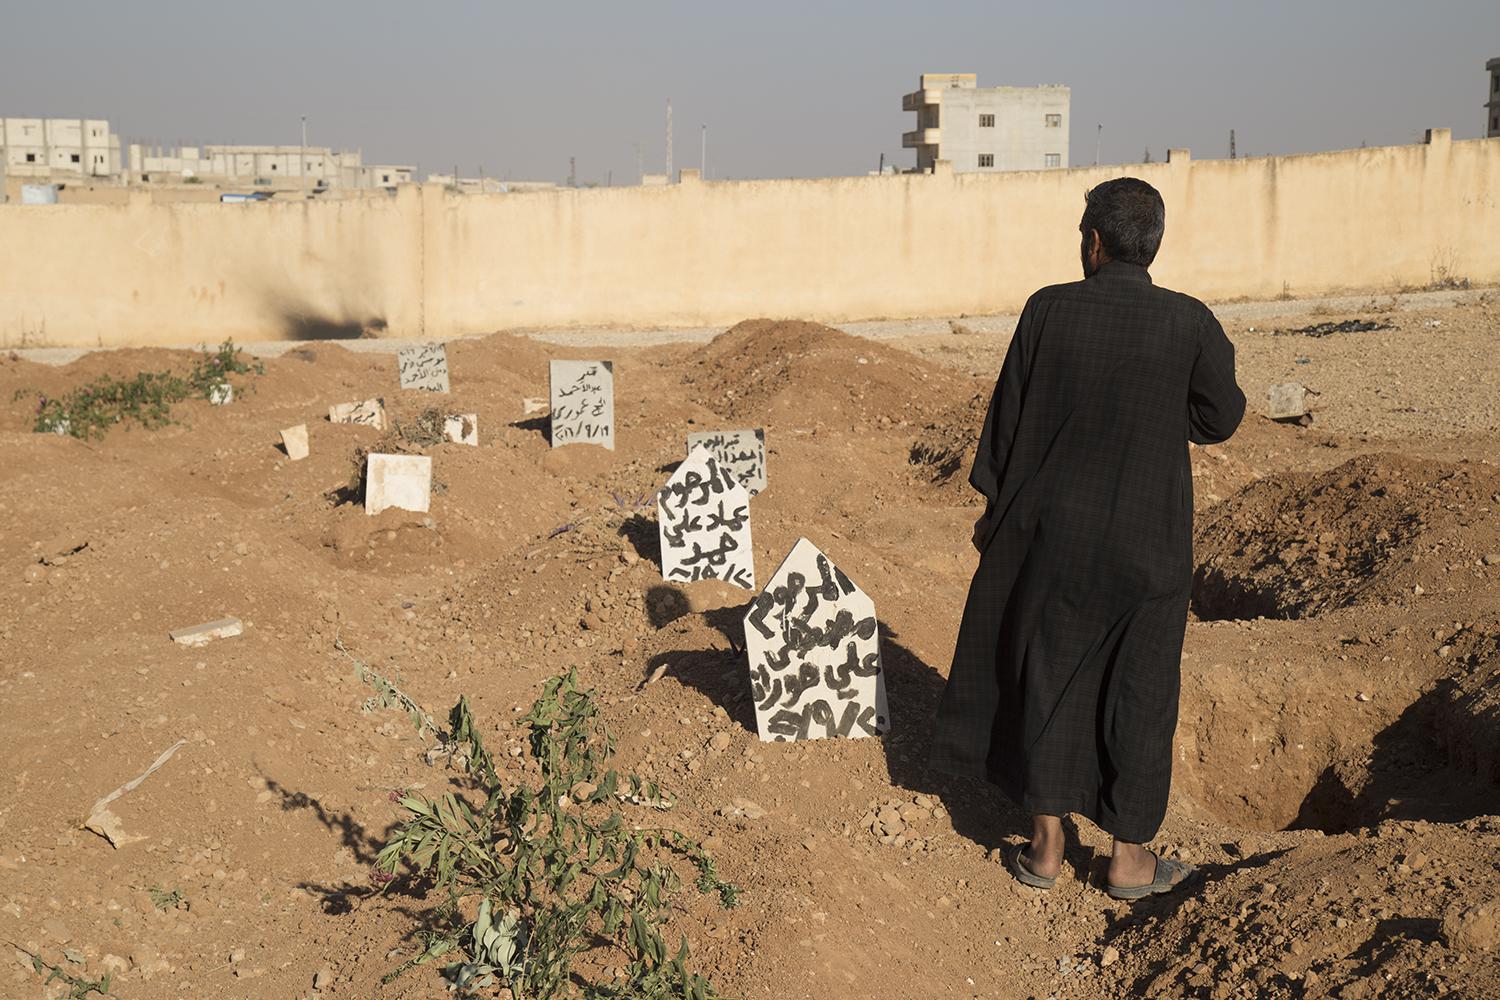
top-left (1487, 57), bottom-right (1499, 138)
top-left (902, 73), bottom-right (1069, 173)
top-left (0, 118), bottom-right (122, 179)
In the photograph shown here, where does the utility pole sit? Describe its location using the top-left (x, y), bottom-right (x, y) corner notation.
top-left (568, 156), bottom-right (576, 188)
top-left (1094, 124), bottom-right (1102, 166)
top-left (701, 124), bottom-right (707, 179)
top-left (665, 98), bottom-right (673, 181)
top-left (300, 115), bottom-right (307, 193)
top-left (635, 141), bottom-right (643, 184)
top-left (1229, 129), bottom-right (1237, 159)
top-left (878, 152), bottom-right (885, 175)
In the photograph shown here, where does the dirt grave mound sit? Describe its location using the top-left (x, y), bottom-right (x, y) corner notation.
top-left (908, 388), bottom-right (989, 499)
top-left (1192, 453), bottom-right (1500, 620)
top-left (1436, 637), bottom-right (1500, 788)
top-left (682, 319), bottom-right (961, 428)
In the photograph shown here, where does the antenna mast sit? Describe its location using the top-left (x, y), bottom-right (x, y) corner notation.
top-left (666, 98), bottom-right (674, 181)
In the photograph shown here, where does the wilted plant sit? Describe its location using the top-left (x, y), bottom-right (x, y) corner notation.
top-left (375, 671), bottom-right (738, 999)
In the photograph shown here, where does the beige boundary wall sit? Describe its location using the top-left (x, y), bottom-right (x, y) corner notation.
top-left (1, 130), bottom-right (1496, 348)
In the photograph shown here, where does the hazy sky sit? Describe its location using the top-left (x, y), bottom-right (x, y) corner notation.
top-left (3, 1), bottom-right (1496, 183)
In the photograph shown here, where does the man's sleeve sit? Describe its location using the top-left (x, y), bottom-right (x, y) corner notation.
top-left (1188, 307), bottom-right (1245, 445)
top-left (969, 301), bottom-right (1032, 505)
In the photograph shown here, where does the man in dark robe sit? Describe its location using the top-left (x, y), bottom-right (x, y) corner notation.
top-left (929, 177), bottom-right (1244, 899)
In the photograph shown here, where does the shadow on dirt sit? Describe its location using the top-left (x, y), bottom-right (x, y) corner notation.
top-left (510, 415), bottom-right (551, 444)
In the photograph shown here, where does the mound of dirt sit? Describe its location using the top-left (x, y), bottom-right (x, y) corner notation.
top-left (1192, 454), bottom-right (1500, 620)
top-left (1100, 818), bottom-right (1500, 999)
top-left (908, 388), bottom-right (988, 498)
top-left (1437, 639), bottom-right (1500, 788)
top-left (682, 319), bottom-right (962, 428)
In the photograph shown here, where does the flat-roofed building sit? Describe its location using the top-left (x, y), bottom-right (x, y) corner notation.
top-left (902, 73), bottom-right (1069, 173)
top-left (1, 118), bottom-right (122, 179)
top-left (1487, 57), bottom-right (1499, 137)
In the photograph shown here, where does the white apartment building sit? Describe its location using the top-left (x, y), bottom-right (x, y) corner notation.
top-left (902, 73), bottom-right (1069, 173)
top-left (1, 118), bottom-right (122, 179)
top-left (126, 143), bottom-right (413, 189)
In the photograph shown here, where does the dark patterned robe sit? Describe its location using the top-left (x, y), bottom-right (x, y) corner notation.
top-left (930, 260), bottom-right (1245, 842)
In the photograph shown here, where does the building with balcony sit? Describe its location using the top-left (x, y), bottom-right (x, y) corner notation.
top-left (1488, 57), bottom-right (1499, 138)
top-left (902, 73), bottom-right (1069, 173)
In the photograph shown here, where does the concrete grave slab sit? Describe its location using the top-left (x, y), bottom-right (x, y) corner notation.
top-left (687, 429), bottom-right (767, 495)
top-left (743, 538), bottom-right (888, 742)
top-left (169, 617), bottom-right (244, 646)
top-left (329, 398), bottom-right (387, 431)
top-left (523, 397), bottom-right (549, 416)
top-left (209, 383), bottom-right (233, 405)
top-left (549, 360), bottom-right (614, 449)
top-left (444, 413), bottom-right (478, 447)
top-left (658, 446), bottom-right (755, 590)
top-left (398, 344), bottom-right (451, 392)
top-left (280, 424), bottom-right (309, 461)
top-left (366, 453), bottom-right (432, 516)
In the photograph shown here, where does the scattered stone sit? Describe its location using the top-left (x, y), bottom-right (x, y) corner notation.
top-left (1443, 900), bottom-right (1500, 952)
top-left (709, 732), bottom-right (732, 752)
top-left (169, 617), bottom-right (243, 646)
top-left (365, 454), bottom-right (432, 516)
top-left (1267, 381), bottom-right (1310, 421)
top-left (280, 424), bottom-right (309, 461)
top-left (1483, 553), bottom-right (1500, 566)
top-left (314, 966), bottom-right (333, 990)
top-left (1101, 946), bottom-right (1120, 967)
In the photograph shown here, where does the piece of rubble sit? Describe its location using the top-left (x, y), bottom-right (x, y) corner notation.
top-left (280, 424), bottom-right (309, 461)
top-left (169, 617), bottom-right (243, 646)
top-left (1268, 382), bottom-right (1310, 421)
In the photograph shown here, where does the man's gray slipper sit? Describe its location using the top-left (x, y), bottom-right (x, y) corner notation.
top-left (1006, 844), bottom-right (1058, 890)
top-left (1106, 854), bottom-right (1197, 900)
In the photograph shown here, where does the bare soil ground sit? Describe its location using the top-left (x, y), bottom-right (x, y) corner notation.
top-left (1, 292), bottom-right (1498, 1000)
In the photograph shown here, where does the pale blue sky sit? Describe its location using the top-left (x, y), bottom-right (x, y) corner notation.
top-left (3, 1), bottom-right (1496, 183)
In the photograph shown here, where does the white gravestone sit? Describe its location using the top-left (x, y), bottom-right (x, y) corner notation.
top-left (280, 424), bottom-right (310, 461)
top-left (549, 360), bottom-right (614, 449)
top-left (1268, 381), bottom-right (1309, 420)
top-left (687, 429), bottom-right (767, 496)
top-left (443, 413), bottom-right (478, 447)
top-left (208, 383), bottom-right (233, 405)
top-left (365, 454), bottom-right (432, 516)
top-left (743, 538), bottom-right (888, 742)
top-left (398, 344), bottom-right (451, 393)
top-left (329, 398), bottom-right (387, 431)
top-left (657, 447), bottom-right (755, 590)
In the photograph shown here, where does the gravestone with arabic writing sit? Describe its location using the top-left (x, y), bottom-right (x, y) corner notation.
top-left (657, 447), bottom-right (755, 590)
top-left (686, 429), bottom-right (766, 496)
top-left (549, 360), bottom-right (614, 449)
top-left (443, 413), bottom-right (478, 447)
top-left (398, 344), bottom-right (450, 393)
top-left (743, 538), bottom-right (887, 742)
top-left (329, 398), bottom-right (387, 430)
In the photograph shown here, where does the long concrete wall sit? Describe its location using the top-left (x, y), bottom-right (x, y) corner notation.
top-left (1, 131), bottom-right (1496, 348)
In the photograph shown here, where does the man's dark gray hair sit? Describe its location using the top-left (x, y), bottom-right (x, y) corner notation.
top-left (1081, 177), bottom-right (1166, 268)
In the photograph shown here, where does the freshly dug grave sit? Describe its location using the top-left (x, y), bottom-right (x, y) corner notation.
top-left (1192, 453), bottom-right (1500, 620)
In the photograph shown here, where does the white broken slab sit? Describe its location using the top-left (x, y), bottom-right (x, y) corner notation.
top-left (523, 396), bottom-right (549, 416)
top-left (743, 538), bottom-right (887, 742)
top-left (329, 398), bottom-right (387, 430)
top-left (1268, 382), bottom-right (1309, 420)
top-left (549, 360), bottom-right (614, 449)
top-left (280, 424), bottom-right (309, 461)
top-left (443, 413), bottom-right (478, 447)
top-left (366, 453), bottom-right (432, 516)
top-left (687, 428), bottom-right (767, 496)
top-left (169, 617), bottom-right (244, 646)
top-left (208, 383), bottom-right (233, 405)
top-left (658, 446), bottom-right (755, 590)
top-left (398, 344), bottom-right (451, 393)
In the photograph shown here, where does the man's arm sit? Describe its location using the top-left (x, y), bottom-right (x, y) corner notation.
top-left (1188, 308), bottom-right (1245, 445)
top-left (968, 301), bottom-right (1033, 549)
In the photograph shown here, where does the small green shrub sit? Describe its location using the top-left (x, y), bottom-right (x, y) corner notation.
top-left (16, 947), bottom-right (112, 998)
top-left (375, 671), bottom-right (738, 999)
top-left (30, 339), bottom-right (264, 439)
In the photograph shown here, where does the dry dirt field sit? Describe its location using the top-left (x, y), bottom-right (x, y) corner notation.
top-left (2, 293), bottom-right (1499, 1000)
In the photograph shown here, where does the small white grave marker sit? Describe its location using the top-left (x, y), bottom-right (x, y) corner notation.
top-left (398, 344), bottom-right (451, 393)
top-left (743, 538), bottom-right (888, 742)
top-left (1268, 382), bottom-right (1314, 420)
top-left (549, 360), bottom-right (614, 449)
top-left (209, 383), bottom-right (233, 405)
top-left (365, 453), bottom-right (432, 516)
top-left (443, 413), bottom-right (478, 447)
top-left (280, 424), bottom-right (309, 461)
top-left (658, 447), bottom-right (755, 589)
top-left (169, 616), bottom-right (243, 646)
top-left (687, 429), bottom-right (767, 496)
top-left (523, 397), bottom-right (549, 416)
top-left (329, 398), bottom-right (387, 430)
